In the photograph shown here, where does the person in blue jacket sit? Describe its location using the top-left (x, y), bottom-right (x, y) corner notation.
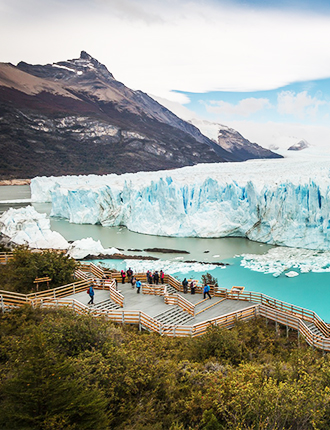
top-left (87, 285), bottom-right (95, 304)
top-left (203, 284), bottom-right (211, 300)
top-left (136, 280), bottom-right (142, 294)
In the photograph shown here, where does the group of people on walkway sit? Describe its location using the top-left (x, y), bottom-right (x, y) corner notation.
top-left (146, 270), bottom-right (165, 285)
top-left (182, 278), bottom-right (197, 295)
top-left (181, 278), bottom-right (212, 299)
top-left (87, 269), bottom-right (212, 304)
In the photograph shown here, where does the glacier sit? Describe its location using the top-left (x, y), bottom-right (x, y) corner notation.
top-left (31, 154), bottom-right (330, 250)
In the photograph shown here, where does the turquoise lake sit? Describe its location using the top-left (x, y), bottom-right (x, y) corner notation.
top-left (1, 185), bottom-right (330, 322)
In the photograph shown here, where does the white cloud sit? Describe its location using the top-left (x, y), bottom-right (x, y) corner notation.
top-left (1, 0), bottom-right (330, 101)
top-left (277, 90), bottom-right (327, 119)
top-left (221, 120), bottom-right (330, 153)
top-left (204, 97), bottom-right (272, 117)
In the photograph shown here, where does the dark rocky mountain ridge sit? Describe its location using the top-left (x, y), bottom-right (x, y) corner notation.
top-left (0, 51), bottom-right (279, 179)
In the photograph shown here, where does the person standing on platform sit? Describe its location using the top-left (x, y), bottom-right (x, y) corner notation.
top-left (121, 270), bottom-right (126, 284)
top-left (136, 280), bottom-right (142, 294)
top-left (203, 284), bottom-right (211, 300)
top-left (160, 270), bottom-right (165, 284)
top-left (87, 285), bottom-right (95, 305)
top-left (190, 281), bottom-right (195, 295)
top-left (182, 278), bottom-right (188, 293)
top-left (127, 267), bottom-right (133, 282)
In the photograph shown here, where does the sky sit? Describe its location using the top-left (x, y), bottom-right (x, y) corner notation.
top-left (1, 0), bottom-right (330, 151)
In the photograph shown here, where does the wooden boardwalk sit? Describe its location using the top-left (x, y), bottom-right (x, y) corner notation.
top-left (67, 281), bottom-right (254, 326)
top-left (1, 261), bottom-right (330, 350)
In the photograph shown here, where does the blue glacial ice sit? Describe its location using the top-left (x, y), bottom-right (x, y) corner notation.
top-left (30, 156), bottom-right (330, 250)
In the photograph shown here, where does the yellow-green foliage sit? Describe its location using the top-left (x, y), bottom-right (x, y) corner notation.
top-left (0, 247), bottom-right (77, 293)
top-left (0, 308), bottom-right (330, 429)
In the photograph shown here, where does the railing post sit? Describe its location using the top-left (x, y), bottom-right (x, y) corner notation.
top-left (1, 295), bottom-right (4, 314)
top-left (122, 311), bottom-right (125, 325)
top-left (139, 312), bottom-right (141, 331)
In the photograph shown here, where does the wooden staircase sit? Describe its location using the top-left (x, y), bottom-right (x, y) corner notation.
top-left (93, 298), bottom-right (121, 311)
top-left (154, 307), bottom-right (194, 326)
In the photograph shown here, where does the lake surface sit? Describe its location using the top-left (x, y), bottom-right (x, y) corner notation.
top-left (1, 185), bottom-right (330, 322)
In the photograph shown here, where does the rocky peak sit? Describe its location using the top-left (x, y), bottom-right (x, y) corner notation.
top-left (288, 139), bottom-right (310, 151)
top-left (17, 51), bottom-right (114, 83)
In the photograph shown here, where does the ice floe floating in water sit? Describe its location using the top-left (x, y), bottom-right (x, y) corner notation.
top-left (285, 271), bottom-right (299, 278)
top-left (240, 247), bottom-right (330, 276)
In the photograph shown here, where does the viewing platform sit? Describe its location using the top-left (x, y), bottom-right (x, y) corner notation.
top-left (0, 261), bottom-right (329, 350)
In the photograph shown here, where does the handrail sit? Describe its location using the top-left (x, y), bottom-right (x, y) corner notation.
top-left (219, 289), bottom-right (330, 337)
top-left (195, 298), bottom-right (226, 316)
top-left (0, 252), bottom-right (14, 264)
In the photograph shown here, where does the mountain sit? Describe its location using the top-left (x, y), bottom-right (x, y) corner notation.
top-left (0, 51), bottom-right (280, 179)
top-left (288, 139), bottom-right (310, 151)
top-left (187, 119), bottom-right (282, 161)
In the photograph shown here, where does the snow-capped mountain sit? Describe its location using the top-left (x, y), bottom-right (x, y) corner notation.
top-left (188, 119), bottom-right (282, 161)
top-left (288, 139), bottom-right (310, 151)
top-left (0, 51), bottom-right (281, 179)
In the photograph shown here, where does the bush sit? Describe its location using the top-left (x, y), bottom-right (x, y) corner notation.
top-left (0, 247), bottom-right (77, 293)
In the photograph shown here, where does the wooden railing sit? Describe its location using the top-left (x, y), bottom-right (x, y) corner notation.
top-left (77, 267), bottom-right (330, 340)
top-left (0, 252), bottom-right (13, 264)
top-left (108, 281), bottom-right (124, 307)
top-left (142, 284), bottom-right (165, 296)
top-left (215, 289), bottom-right (330, 338)
top-left (26, 279), bottom-right (93, 305)
top-left (3, 262), bottom-right (330, 350)
top-left (74, 269), bottom-right (90, 280)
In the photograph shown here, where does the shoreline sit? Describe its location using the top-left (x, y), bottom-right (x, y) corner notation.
top-left (0, 179), bottom-right (31, 186)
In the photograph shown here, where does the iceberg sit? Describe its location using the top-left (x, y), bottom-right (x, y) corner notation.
top-left (0, 206), bottom-right (69, 249)
top-left (67, 238), bottom-right (120, 260)
top-left (122, 259), bottom-right (218, 275)
top-left (31, 156), bottom-right (330, 250)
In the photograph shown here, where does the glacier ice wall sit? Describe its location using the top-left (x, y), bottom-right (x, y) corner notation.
top-left (30, 157), bottom-right (330, 250)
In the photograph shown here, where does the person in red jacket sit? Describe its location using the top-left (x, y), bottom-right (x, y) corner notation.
top-left (121, 270), bottom-right (126, 284)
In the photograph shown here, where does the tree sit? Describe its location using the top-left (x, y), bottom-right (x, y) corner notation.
top-left (201, 272), bottom-right (218, 288)
top-left (0, 247), bottom-right (77, 293)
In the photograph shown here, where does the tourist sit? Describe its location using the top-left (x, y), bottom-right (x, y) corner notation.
top-left (121, 270), bottom-right (126, 284)
top-left (147, 270), bottom-right (152, 284)
top-left (136, 279), bottom-right (142, 294)
top-left (190, 281), bottom-right (195, 295)
top-left (182, 278), bottom-right (188, 293)
top-left (203, 284), bottom-right (211, 300)
top-left (160, 269), bottom-right (165, 284)
top-left (154, 270), bottom-right (159, 285)
top-left (131, 276), bottom-right (136, 289)
top-left (127, 267), bottom-right (133, 282)
top-left (87, 285), bottom-right (95, 305)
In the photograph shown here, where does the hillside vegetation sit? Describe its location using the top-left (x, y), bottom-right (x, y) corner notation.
top-left (0, 307), bottom-right (329, 430)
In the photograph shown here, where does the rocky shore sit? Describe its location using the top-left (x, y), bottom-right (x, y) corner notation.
top-left (0, 179), bottom-right (31, 186)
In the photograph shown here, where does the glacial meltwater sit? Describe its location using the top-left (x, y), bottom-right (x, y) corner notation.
top-left (1, 185), bottom-right (330, 322)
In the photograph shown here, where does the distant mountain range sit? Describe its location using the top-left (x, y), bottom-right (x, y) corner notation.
top-left (0, 51), bottom-right (281, 179)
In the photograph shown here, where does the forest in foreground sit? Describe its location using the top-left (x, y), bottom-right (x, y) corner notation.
top-left (0, 306), bottom-right (330, 430)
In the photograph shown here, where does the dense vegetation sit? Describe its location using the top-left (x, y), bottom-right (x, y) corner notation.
top-left (0, 307), bottom-right (329, 430)
top-left (0, 247), bottom-right (77, 293)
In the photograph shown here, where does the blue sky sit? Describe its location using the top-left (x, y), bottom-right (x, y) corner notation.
top-left (177, 78), bottom-right (330, 126)
top-left (1, 0), bottom-right (330, 148)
